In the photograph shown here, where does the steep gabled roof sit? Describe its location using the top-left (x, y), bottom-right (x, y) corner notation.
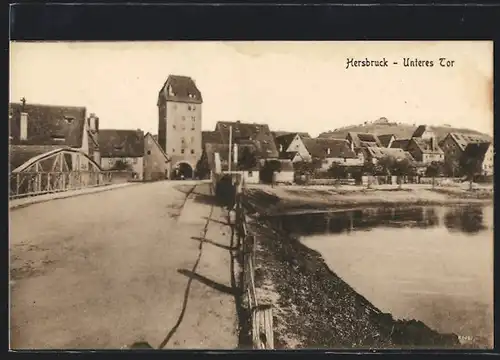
top-left (9, 102), bottom-right (87, 147)
top-left (411, 137), bottom-right (444, 154)
top-left (390, 138), bottom-right (411, 151)
top-left (378, 134), bottom-right (395, 147)
top-left (346, 132), bottom-right (382, 148)
top-left (446, 132), bottom-right (491, 151)
top-left (202, 131), bottom-right (223, 147)
top-left (145, 132), bottom-right (170, 162)
top-left (275, 133), bottom-right (297, 152)
top-left (462, 142), bottom-right (490, 162)
top-left (272, 131), bottom-right (311, 139)
top-left (303, 138), bottom-right (357, 159)
top-left (204, 142), bottom-right (260, 171)
top-left (158, 75), bottom-right (202, 104)
top-left (412, 125), bottom-right (429, 138)
top-left (215, 121), bottom-right (279, 159)
top-left (363, 146), bottom-right (414, 162)
top-left (99, 129), bottom-right (145, 158)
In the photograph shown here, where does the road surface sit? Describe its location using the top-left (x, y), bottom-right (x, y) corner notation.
top-left (9, 181), bottom-right (238, 350)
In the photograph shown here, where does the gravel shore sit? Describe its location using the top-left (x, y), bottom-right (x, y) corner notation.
top-left (241, 185), bottom-right (493, 349)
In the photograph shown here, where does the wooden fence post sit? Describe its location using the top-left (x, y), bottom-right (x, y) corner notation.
top-left (252, 305), bottom-right (274, 349)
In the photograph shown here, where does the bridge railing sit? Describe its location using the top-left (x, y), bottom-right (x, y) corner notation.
top-left (9, 170), bottom-right (135, 200)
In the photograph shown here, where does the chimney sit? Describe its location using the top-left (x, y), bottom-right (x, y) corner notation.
top-left (20, 112), bottom-right (28, 141)
top-left (88, 113), bottom-right (99, 132)
top-left (430, 136), bottom-right (435, 150)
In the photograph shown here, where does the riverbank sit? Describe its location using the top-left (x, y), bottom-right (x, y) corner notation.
top-left (241, 185), bottom-right (493, 349)
top-left (244, 184), bottom-right (493, 216)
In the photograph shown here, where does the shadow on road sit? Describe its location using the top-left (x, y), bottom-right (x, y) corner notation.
top-left (190, 236), bottom-right (237, 251)
top-left (202, 217), bottom-right (229, 226)
top-left (178, 269), bottom-right (236, 296)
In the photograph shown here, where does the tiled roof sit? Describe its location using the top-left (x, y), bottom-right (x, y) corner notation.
top-left (390, 139), bottom-right (411, 151)
top-left (364, 146), bottom-right (414, 162)
top-left (347, 132), bottom-right (382, 148)
top-left (463, 142), bottom-right (490, 162)
top-left (202, 131), bottom-right (223, 147)
top-left (9, 102), bottom-right (87, 147)
top-left (9, 145), bottom-right (67, 172)
top-left (275, 133), bottom-right (297, 152)
top-left (158, 75), bottom-right (202, 104)
top-left (272, 131), bottom-right (311, 139)
top-left (99, 129), bottom-right (145, 158)
top-left (204, 142), bottom-right (260, 171)
top-left (303, 138), bottom-right (357, 159)
top-left (215, 121), bottom-right (279, 159)
top-left (377, 134), bottom-right (395, 147)
top-left (411, 138), bottom-right (444, 154)
top-left (145, 132), bottom-right (170, 161)
top-left (447, 132), bottom-right (491, 151)
top-left (412, 125), bottom-right (429, 138)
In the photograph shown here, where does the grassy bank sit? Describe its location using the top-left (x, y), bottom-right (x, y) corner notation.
top-left (244, 185), bottom-right (493, 216)
top-left (242, 186), bottom-right (492, 349)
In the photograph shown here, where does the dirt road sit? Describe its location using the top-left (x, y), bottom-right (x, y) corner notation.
top-left (9, 181), bottom-right (238, 349)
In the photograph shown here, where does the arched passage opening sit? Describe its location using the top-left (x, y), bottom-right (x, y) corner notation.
top-left (172, 162), bottom-right (193, 180)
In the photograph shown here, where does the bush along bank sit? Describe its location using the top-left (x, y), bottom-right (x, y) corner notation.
top-left (243, 199), bottom-right (461, 349)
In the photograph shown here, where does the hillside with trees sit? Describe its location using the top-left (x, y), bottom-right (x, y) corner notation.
top-left (318, 117), bottom-right (492, 142)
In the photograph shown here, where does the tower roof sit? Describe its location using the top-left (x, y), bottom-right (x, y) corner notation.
top-left (158, 75), bottom-right (202, 104)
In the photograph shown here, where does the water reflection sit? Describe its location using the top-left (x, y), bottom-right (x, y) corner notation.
top-left (444, 206), bottom-right (488, 234)
top-left (271, 205), bottom-right (488, 236)
top-left (290, 204), bottom-right (493, 348)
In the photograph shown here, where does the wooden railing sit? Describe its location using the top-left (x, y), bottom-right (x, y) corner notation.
top-left (9, 170), bottom-right (135, 199)
top-left (235, 189), bottom-right (274, 350)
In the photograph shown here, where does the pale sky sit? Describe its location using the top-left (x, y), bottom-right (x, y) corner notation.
top-left (10, 41), bottom-right (493, 137)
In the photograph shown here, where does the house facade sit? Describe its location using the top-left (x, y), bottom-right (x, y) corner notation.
top-left (303, 138), bottom-right (362, 170)
top-left (157, 75), bottom-right (203, 179)
top-left (215, 121), bottom-right (279, 160)
top-left (378, 134), bottom-right (396, 148)
top-left (482, 141), bottom-right (494, 176)
top-left (439, 132), bottom-right (492, 176)
top-left (275, 133), bottom-right (312, 162)
top-left (406, 137), bottom-right (445, 164)
top-left (143, 132), bottom-right (171, 181)
top-left (99, 129), bottom-right (145, 179)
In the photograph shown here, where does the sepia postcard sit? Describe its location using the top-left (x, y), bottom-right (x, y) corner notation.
top-left (9, 41), bottom-right (493, 350)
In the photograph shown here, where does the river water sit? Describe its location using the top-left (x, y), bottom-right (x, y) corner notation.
top-left (274, 205), bottom-right (494, 347)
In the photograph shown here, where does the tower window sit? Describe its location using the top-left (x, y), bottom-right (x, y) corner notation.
top-left (181, 149), bottom-right (185, 154)
top-left (191, 149), bottom-right (195, 154)
top-left (188, 105), bottom-right (191, 111)
top-left (173, 124), bottom-right (176, 129)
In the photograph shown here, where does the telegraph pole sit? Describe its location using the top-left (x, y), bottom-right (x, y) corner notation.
top-left (228, 125), bottom-right (233, 172)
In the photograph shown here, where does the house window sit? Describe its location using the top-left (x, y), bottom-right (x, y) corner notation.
top-left (173, 124), bottom-right (176, 129)
top-left (191, 116), bottom-right (196, 121)
top-left (191, 149), bottom-right (195, 154)
top-left (108, 158), bottom-right (113, 165)
top-left (133, 158), bottom-right (138, 164)
top-left (172, 149), bottom-right (175, 153)
top-left (147, 150), bottom-right (151, 155)
top-left (248, 171), bottom-right (253, 177)
top-left (182, 116), bottom-right (186, 121)
top-left (188, 105), bottom-right (191, 111)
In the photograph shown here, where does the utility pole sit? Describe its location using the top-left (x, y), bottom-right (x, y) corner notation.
top-left (228, 125), bottom-right (233, 172)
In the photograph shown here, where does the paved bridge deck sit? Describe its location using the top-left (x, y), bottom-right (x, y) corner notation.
top-left (9, 181), bottom-right (238, 349)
